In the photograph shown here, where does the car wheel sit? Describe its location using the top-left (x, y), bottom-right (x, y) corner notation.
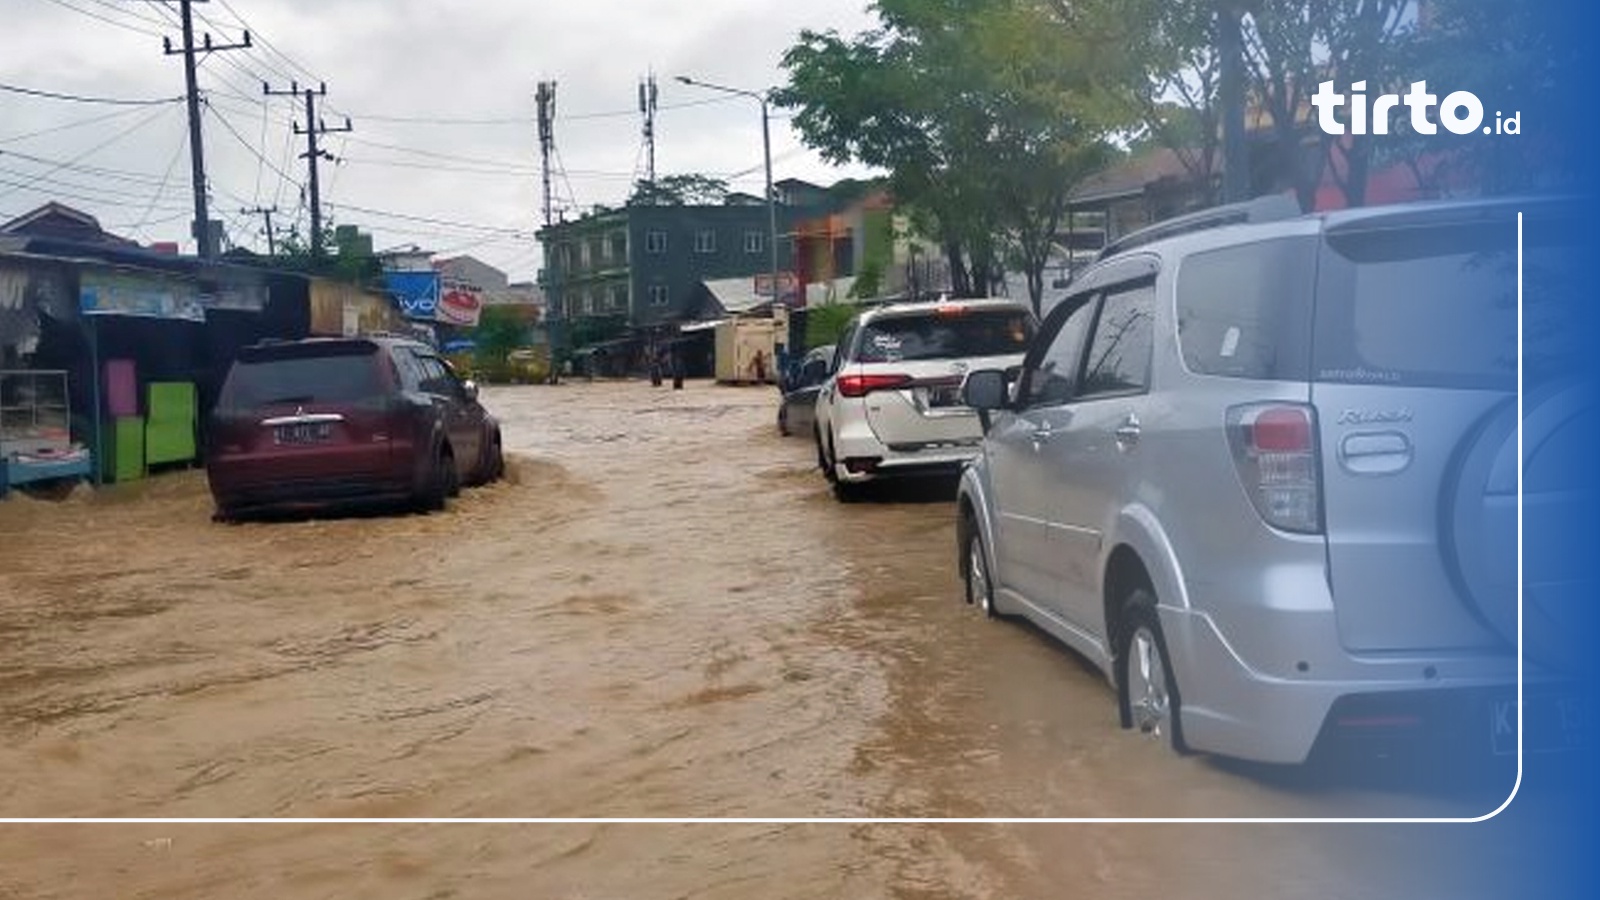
top-left (443, 447), bottom-right (461, 498)
top-left (815, 428), bottom-right (831, 478)
top-left (963, 516), bottom-right (997, 618)
top-left (487, 436), bottom-right (505, 483)
top-left (1117, 588), bottom-right (1187, 754)
top-left (418, 446), bottom-right (451, 512)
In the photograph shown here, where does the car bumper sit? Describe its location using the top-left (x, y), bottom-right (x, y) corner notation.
top-left (208, 451), bottom-right (413, 514)
top-left (832, 415), bottom-right (982, 482)
top-left (1161, 604), bottom-right (1552, 764)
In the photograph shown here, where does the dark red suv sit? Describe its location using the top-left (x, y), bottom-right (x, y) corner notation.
top-left (206, 336), bottom-right (503, 519)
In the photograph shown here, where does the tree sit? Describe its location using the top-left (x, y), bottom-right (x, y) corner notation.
top-left (776, 0), bottom-right (1124, 315)
top-left (628, 174), bottom-right (731, 206)
top-left (472, 306), bottom-right (528, 378)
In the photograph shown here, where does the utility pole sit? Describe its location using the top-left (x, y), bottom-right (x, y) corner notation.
top-left (638, 74), bottom-right (659, 186)
top-left (150, 0), bottom-right (251, 259)
top-left (1218, 3), bottom-right (1250, 203)
top-left (265, 81), bottom-right (351, 258)
top-left (536, 80), bottom-right (557, 228)
top-left (241, 205), bottom-right (279, 255)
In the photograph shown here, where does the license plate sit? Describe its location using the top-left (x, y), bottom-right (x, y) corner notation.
top-left (925, 385), bottom-right (962, 408)
top-left (274, 422), bottom-right (332, 445)
top-left (1491, 694), bottom-right (1587, 756)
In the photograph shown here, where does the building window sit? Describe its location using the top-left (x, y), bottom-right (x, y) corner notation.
top-left (611, 283), bottom-right (628, 310)
top-left (694, 230), bottom-right (717, 254)
top-left (744, 231), bottom-right (764, 254)
top-left (610, 231), bottom-right (628, 262)
top-left (649, 284), bottom-right (670, 306)
top-left (646, 230), bottom-right (667, 254)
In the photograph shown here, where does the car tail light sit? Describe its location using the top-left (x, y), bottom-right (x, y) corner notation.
top-left (1227, 403), bottom-right (1322, 534)
top-left (837, 373), bottom-right (913, 398)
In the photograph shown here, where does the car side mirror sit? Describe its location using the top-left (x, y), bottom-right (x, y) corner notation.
top-left (962, 369), bottom-right (1008, 434)
top-left (462, 379), bottom-right (480, 402)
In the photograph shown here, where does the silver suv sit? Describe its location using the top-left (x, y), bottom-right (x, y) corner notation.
top-left (957, 197), bottom-right (1585, 764)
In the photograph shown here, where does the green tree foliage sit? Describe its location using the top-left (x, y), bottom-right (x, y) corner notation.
top-left (776, 0), bottom-right (1121, 315)
top-left (804, 302), bottom-right (858, 350)
top-left (628, 174), bottom-right (732, 206)
top-left (472, 305), bottom-right (529, 372)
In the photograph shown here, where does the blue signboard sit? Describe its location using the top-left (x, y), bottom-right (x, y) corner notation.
top-left (385, 271), bottom-right (441, 321)
top-left (80, 271), bottom-right (204, 322)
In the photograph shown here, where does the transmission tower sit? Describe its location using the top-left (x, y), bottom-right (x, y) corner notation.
top-left (639, 73), bottom-right (659, 186)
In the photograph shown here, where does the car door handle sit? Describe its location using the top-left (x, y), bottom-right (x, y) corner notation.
top-left (1029, 425), bottom-right (1054, 449)
top-left (1114, 415), bottom-right (1141, 447)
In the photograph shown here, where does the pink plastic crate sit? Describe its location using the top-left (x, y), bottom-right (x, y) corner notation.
top-left (104, 359), bottom-right (137, 418)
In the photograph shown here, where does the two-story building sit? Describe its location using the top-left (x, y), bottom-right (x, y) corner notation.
top-left (537, 184), bottom-right (828, 343)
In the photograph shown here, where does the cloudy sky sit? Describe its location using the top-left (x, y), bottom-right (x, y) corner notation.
top-left (0, 0), bottom-right (883, 281)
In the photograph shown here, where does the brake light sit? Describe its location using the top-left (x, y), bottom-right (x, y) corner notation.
top-left (837, 373), bottom-right (913, 398)
top-left (1227, 403), bottom-right (1322, 534)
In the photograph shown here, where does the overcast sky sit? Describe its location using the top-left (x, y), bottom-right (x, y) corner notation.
top-left (0, 0), bottom-right (883, 282)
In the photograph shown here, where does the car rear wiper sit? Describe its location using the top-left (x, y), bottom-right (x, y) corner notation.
top-left (261, 395), bottom-right (316, 405)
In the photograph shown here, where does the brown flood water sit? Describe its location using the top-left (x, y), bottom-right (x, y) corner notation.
top-left (0, 380), bottom-right (1582, 898)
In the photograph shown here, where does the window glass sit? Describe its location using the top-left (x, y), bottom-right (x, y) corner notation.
top-left (1022, 293), bottom-right (1097, 407)
top-left (1176, 237), bottom-right (1315, 380)
top-left (1079, 281), bottom-right (1156, 397)
top-left (222, 346), bottom-right (382, 409)
top-left (855, 309), bottom-right (1034, 363)
top-left (1313, 217), bottom-right (1565, 390)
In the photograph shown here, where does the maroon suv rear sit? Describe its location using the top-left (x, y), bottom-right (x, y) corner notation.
top-left (207, 339), bottom-right (419, 516)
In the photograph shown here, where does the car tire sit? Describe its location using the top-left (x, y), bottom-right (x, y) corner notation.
top-left (1116, 588), bottom-right (1188, 754)
top-left (778, 404), bottom-right (790, 436)
top-left (443, 447), bottom-right (461, 498)
top-left (963, 515), bottom-right (997, 619)
top-left (418, 445), bottom-right (451, 512)
top-left (486, 436), bottom-right (505, 483)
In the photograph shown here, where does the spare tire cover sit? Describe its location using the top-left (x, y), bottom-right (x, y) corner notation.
top-left (1443, 383), bottom-right (1595, 678)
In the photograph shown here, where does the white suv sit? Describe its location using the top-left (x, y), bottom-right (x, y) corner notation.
top-left (813, 298), bottom-right (1035, 500)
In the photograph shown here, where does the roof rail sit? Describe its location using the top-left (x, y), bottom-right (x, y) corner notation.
top-left (1096, 194), bottom-right (1302, 261)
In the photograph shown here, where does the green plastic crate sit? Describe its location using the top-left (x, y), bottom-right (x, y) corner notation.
top-left (145, 382), bottom-right (197, 467)
top-left (100, 416), bottom-right (145, 483)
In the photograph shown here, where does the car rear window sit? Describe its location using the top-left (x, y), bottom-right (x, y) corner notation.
top-left (1175, 236), bottom-right (1316, 381)
top-left (856, 309), bottom-right (1034, 363)
top-left (1315, 220), bottom-right (1522, 390)
top-left (219, 344), bottom-right (385, 410)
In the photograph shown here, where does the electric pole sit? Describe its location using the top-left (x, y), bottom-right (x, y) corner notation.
top-left (1218, 3), bottom-right (1250, 203)
top-left (150, 0), bottom-right (251, 259)
top-left (536, 80), bottom-right (557, 228)
top-left (639, 74), bottom-right (659, 187)
top-left (265, 81), bottom-right (351, 258)
top-left (241, 205), bottom-right (279, 255)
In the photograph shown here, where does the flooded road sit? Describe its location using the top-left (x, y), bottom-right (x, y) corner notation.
top-left (0, 380), bottom-right (1585, 898)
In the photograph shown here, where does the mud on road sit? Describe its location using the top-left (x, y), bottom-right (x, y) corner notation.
top-left (0, 381), bottom-right (1581, 899)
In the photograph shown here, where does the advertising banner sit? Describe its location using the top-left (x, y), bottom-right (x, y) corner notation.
top-left (753, 271), bottom-right (800, 306)
top-left (386, 271), bottom-right (441, 321)
top-left (437, 278), bottom-right (484, 327)
top-left (79, 270), bottom-right (203, 321)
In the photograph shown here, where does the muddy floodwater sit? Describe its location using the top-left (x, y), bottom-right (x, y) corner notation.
top-left (0, 381), bottom-right (1587, 898)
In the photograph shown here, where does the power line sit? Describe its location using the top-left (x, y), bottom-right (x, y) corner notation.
top-left (204, 103), bottom-right (300, 195)
top-left (340, 136), bottom-right (539, 172)
top-left (0, 104), bottom-right (159, 145)
top-left (0, 80), bottom-right (183, 106)
top-left (130, 130), bottom-right (192, 237)
top-left (34, 0), bottom-right (163, 37)
top-left (325, 201), bottom-right (535, 237)
top-left (0, 148), bottom-right (185, 186)
top-left (0, 102), bottom-right (176, 202)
